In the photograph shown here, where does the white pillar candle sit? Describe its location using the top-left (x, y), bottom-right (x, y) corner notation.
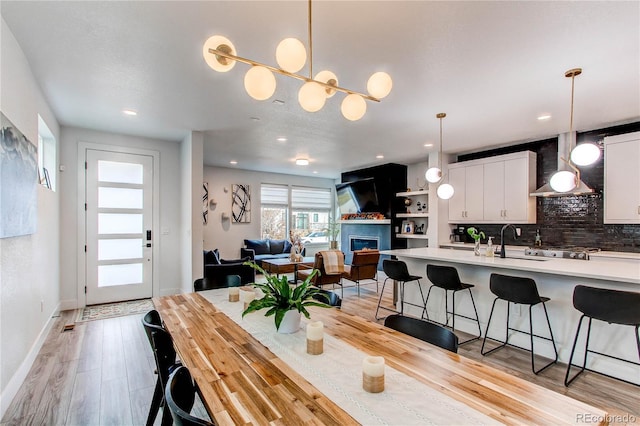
top-left (362, 356), bottom-right (385, 377)
top-left (306, 321), bottom-right (323, 341)
top-left (239, 287), bottom-right (256, 309)
top-left (228, 286), bottom-right (240, 302)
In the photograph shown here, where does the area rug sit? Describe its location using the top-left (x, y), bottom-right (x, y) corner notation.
top-left (76, 299), bottom-right (154, 323)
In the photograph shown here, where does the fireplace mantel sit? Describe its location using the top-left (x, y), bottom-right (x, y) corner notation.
top-left (339, 219), bottom-right (390, 225)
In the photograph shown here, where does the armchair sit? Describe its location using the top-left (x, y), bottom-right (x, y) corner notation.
top-left (343, 249), bottom-right (380, 296)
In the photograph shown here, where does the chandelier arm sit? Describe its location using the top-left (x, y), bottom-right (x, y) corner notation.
top-left (208, 48), bottom-right (381, 102)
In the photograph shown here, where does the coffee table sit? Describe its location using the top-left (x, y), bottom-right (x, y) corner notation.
top-left (261, 257), bottom-right (315, 283)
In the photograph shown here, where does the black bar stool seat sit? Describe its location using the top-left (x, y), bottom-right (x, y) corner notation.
top-left (376, 259), bottom-right (426, 320)
top-left (423, 264), bottom-right (482, 345)
top-left (481, 273), bottom-right (558, 375)
top-left (564, 285), bottom-right (640, 386)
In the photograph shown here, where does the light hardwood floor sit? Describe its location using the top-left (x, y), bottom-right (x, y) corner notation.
top-left (2, 278), bottom-right (638, 425)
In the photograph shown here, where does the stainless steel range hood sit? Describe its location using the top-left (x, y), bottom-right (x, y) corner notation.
top-left (530, 133), bottom-right (594, 197)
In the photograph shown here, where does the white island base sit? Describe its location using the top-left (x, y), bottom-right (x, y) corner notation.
top-left (381, 247), bottom-right (640, 385)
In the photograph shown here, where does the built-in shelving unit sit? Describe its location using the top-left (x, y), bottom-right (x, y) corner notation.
top-left (395, 234), bottom-right (429, 240)
top-left (396, 213), bottom-right (429, 218)
top-left (396, 190), bottom-right (429, 248)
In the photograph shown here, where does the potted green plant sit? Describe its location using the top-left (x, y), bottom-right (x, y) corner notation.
top-left (467, 227), bottom-right (485, 256)
top-left (326, 215), bottom-right (340, 249)
top-left (242, 261), bottom-right (331, 333)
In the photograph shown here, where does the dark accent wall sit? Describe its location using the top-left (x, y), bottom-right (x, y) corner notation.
top-left (456, 122), bottom-right (640, 252)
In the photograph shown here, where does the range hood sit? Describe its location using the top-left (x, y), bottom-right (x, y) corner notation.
top-left (530, 133), bottom-right (594, 197)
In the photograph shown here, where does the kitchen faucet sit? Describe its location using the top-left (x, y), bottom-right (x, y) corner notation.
top-left (500, 224), bottom-right (518, 258)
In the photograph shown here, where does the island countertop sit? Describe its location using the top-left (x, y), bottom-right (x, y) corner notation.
top-left (380, 247), bottom-right (640, 285)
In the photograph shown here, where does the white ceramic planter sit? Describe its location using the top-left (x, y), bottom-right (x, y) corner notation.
top-left (278, 310), bottom-right (302, 334)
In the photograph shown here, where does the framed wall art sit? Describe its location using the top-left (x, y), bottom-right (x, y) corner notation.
top-left (231, 184), bottom-right (250, 223)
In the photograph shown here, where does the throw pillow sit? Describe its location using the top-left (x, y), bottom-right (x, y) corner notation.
top-left (204, 250), bottom-right (221, 265)
top-left (270, 239), bottom-right (285, 254)
top-left (220, 256), bottom-right (251, 264)
top-left (282, 239), bottom-right (292, 253)
top-left (244, 239), bottom-right (270, 255)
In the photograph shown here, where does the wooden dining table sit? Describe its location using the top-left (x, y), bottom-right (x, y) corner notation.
top-left (153, 291), bottom-right (609, 425)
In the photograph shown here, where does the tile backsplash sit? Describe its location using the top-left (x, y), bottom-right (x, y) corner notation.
top-left (455, 122), bottom-right (640, 253)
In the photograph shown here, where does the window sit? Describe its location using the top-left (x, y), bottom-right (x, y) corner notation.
top-left (260, 184), bottom-right (288, 239)
top-left (37, 115), bottom-right (56, 191)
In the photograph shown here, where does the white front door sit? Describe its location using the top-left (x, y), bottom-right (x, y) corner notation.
top-left (85, 149), bottom-right (154, 305)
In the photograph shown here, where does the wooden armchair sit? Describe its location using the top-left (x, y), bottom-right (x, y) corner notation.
top-left (298, 251), bottom-right (345, 297)
top-left (342, 249), bottom-right (380, 296)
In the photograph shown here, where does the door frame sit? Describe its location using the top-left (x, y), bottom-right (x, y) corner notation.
top-left (76, 142), bottom-right (160, 308)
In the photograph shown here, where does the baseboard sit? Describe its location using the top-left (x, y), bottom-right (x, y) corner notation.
top-left (0, 307), bottom-right (58, 419)
top-left (59, 298), bottom-right (78, 311)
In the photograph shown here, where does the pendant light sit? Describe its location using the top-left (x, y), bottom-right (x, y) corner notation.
top-left (425, 113), bottom-right (446, 183)
top-left (432, 113), bottom-right (455, 200)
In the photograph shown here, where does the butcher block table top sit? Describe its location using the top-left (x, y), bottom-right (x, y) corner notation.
top-left (154, 292), bottom-right (609, 425)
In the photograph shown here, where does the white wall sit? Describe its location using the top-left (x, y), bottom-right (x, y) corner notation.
top-left (203, 166), bottom-right (336, 262)
top-left (58, 127), bottom-right (182, 304)
top-left (180, 131), bottom-right (203, 293)
top-left (0, 18), bottom-right (61, 415)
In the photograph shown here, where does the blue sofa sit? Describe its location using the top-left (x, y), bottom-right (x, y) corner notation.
top-left (241, 239), bottom-right (305, 266)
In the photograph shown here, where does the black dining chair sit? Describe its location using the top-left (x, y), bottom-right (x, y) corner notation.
top-left (312, 288), bottom-right (342, 308)
top-left (564, 285), bottom-right (640, 386)
top-left (384, 314), bottom-right (458, 353)
top-left (481, 273), bottom-right (558, 375)
top-left (376, 259), bottom-right (426, 320)
top-left (424, 264), bottom-right (482, 345)
top-left (165, 366), bottom-right (215, 426)
top-left (142, 310), bottom-right (181, 426)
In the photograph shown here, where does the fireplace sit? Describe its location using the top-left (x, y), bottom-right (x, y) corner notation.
top-left (350, 236), bottom-right (379, 251)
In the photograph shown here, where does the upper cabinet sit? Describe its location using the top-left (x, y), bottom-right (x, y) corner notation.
top-left (604, 131), bottom-right (640, 224)
top-left (448, 151), bottom-right (536, 224)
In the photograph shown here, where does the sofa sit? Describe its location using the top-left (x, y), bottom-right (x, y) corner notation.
top-left (241, 239), bottom-right (306, 266)
top-left (202, 249), bottom-right (255, 289)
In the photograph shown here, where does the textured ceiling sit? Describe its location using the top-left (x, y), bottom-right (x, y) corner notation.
top-left (2, 1), bottom-right (639, 179)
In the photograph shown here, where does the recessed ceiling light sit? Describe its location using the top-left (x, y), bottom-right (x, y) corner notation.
top-left (537, 114), bottom-right (552, 121)
top-left (229, 160), bottom-right (238, 165)
top-left (312, 170), bottom-right (318, 174)
top-left (122, 109), bottom-right (137, 116)
top-left (376, 155), bottom-right (384, 159)
top-left (424, 143), bottom-right (434, 147)
top-left (295, 158), bottom-right (309, 166)
top-left (277, 137), bottom-right (287, 142)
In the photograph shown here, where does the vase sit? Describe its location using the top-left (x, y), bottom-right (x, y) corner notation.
top-left (474, 240), bottom-right (481, 256)
top-left (330, 240), bottom-right (338, 249)
top-left (278, 310), bottom-right (301, 334)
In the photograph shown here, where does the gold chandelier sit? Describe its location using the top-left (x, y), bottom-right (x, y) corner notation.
top-left (202, 0), bottom-right (392, 121)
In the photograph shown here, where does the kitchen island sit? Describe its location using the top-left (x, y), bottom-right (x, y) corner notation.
top-left (380, 247), bottom-right (640, 385)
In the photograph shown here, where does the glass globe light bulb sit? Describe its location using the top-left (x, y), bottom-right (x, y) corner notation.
top-left (244, 66), bottom-right (276, 101)
top-left (202, 35), bottom-right (237, 72)
top-left (298, 82), bottom-right (326, 112)
top-left (367, 72), bottom-right (393, 99)
top-left (341, 94), bottom-right (367, 121)
top-left (276, 38), bottom-right (307, 73)
top-left (425, 167), bottom-right (442, 183)
top-left (549, 170), bottom-right (577, 192)
top-left (314, 70), bottom-right (339, 98)
top-left (437, 183), bottom-right (454, 200)
top-left (570, 143), bottom-right (601, 166)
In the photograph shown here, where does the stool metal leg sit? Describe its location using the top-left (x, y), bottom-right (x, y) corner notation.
top-left (375, 277), bottom-right (400, 320)
top-left (481, 298), bottom-right (509, 356)
top-left (564, 315), bottom-right (591, 386)
top-left (421, 285), bottom-right (435, 320)
top-left (530, 302), bottom-right (558, 374)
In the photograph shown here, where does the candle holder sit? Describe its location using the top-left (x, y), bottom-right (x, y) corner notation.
top-left (239, 286), bottom-right (256, 310)
top-left (228, 286), bottom-right (240, 302)
top-left (362, 356), bottom-right (385, 393)
top-left (306, 321), bottom-right (324, 355)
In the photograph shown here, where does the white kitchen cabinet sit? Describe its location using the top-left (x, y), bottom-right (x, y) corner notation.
top-left (448, 151), bottom-right (536, 224)
top-left (448, 163), bottom-right (484, 222)
top-left (483, 152), bottom-right (536, 223)
top-left (604, 131), bottom-right (640, 224)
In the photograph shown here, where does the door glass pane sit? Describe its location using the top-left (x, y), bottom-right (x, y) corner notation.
top-left (98, 160), bottom-right (143, 184)
top-left (98, 187), bottom-right (143, 209)
top-left (99, 239), bottom-right (143, 260)
top-left (98, 263), bottom-right (143, 287)
top-left (98, 213), bottom-right (143, 234)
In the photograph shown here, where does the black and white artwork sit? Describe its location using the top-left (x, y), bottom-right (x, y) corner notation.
top-left (1, 112), bottom-right (38, 238)
top-left (231, 184), bottom-right (250, 223)
top-left (202, 182), bottom-right (209, 225)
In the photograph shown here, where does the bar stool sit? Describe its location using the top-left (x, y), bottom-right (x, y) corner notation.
top-left (564, 285), bottom-right (640, 386)
top-left (376, 259), bottom-right (426, 320)
top-left (481, 273), bottom-right (558, 375)
top-left (423, 264), bottom-right (482, 345)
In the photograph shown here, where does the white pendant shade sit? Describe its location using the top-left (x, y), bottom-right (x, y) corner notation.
top-left (203, 35), bottom-right (237, 72)
top-left (437, 183), bottom-right (455, 200)
top-left (570, 143), bottom-right (601, 166)
top-left (341, 94), bottom-right (367, 121)
top-left (244, 66), bottom-right (276, 100)
top-left (298, 81), bottom-right (326, 112)
top-left (314, 70), bottom-right (339, 98)
top-left (549, 170), bottom-right (577, 192)
top-left (367, 72), bottom-right (393, 99)
top-left (425, 167), bottom-right (442, 183)
top-left (276, 38), bottom-right (307, 73)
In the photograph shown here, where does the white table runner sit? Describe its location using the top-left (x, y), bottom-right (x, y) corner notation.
top-left (201, 289), bottom-right (501, 426)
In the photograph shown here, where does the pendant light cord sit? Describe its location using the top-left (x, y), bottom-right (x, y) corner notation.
top-left (308, 0), bottom-right (313, 79)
